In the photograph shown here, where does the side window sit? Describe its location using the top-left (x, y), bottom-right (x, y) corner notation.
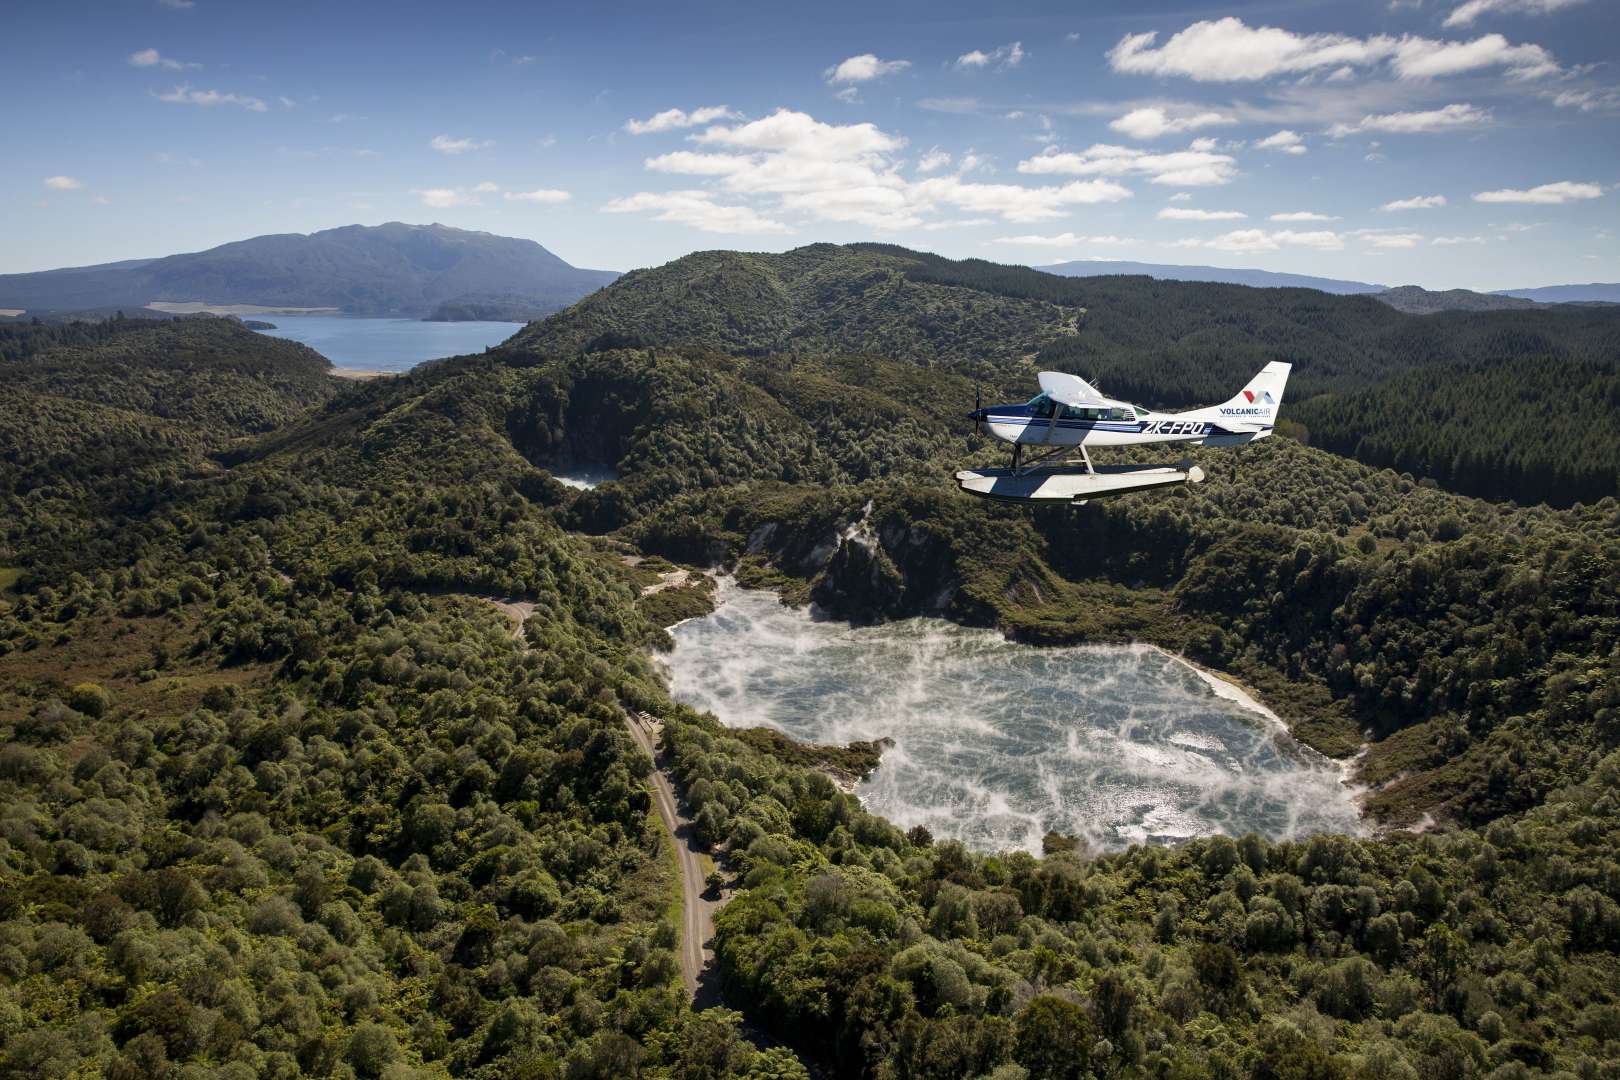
top-left (1033, 397), bottom-right (1055, 418)
top-left (1109, 407), bottom-right (1129, 421)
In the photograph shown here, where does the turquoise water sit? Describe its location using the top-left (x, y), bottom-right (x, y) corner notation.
top-left (665, 583), bottom-right (1364, 854)
top-left (249, 314), bottom-right (523, 372)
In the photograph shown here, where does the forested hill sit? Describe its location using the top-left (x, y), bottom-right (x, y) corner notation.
top-left (4, 312), bottom-right (1620, 1077)
top-left (0, 222), bottom-right (619, 318)
top-left (519, 242), bottom-right (1620, 403)
top-left (515, 242), bottom-right (1620, 505)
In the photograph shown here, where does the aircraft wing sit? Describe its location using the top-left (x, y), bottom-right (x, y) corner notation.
top-left (1038, 371), bottom-right (1108, 408)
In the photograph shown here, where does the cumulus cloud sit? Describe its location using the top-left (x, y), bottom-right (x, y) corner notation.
top-left (1473, 180), bottom-right (1602, 203)
top-left (956, 42), bottom-right (1025, 70)
top-left (129, 47), bottom-right (197, 70)
top-left (44, 176), bottom-right (83, 190)
top-left (430, 134), bottom-right (494, 154)
top-left (619, 109), bottom-right (1140, 234)
top-left (1109, 106), bottom-right (1234, 140)
top-left (1381, 194), bottom-right (1447, 210)
top-left (1018, 142), bottom-right (1238, 187)
top-left (1157, 207), bottom-right (1246, 220)
top-left (603, 191), bottom-right (792, 233)
top-left (157, 85), bottom-right (267, 111)
top-left (1106, 17), bottom-right (1558, 82)
top-left (1444, 0), bottom-right (1585, 28)
top-left (1254, 130), bottom-right (1307, 155)
top-left (1270, 211), bottom-right (1339, 221)
top-left (415, 188), bottom-right (473, 208)
top-left (623, 105), bottom-right (738, 135)
top-left (504, 188), bottom-right (572, 203)
top-left (1432, 235), bottom-right (1487, 244)
top-left (1394, 34), bottom-right (1557, 79)
top-left (1550, 88), bottom-right (1620, 112)
top-left (916, 148), bottom-right (952, 173)
top-left (1362, 232), bottom-right (1424, 248)
top-left (989, 233), bottom-right (1134, 247)
top-left (824, 54), bottom-right (910, 83)
top-left (1176, 228), bottom-right (1345, 252)
top-left (1329, 103), bottom-right (1489, 136)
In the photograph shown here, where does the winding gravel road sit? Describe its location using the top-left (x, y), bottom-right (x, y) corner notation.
top-left (624, 712), bottom-right (723, 1001)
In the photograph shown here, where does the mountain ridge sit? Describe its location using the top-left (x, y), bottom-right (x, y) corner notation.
top-left (0, 222), bottom-right (619, 318)
top-left (1037, 258), bottom-right (1387, 294)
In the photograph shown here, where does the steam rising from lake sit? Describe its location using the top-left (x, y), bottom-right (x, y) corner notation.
top-left (665, 583), bottom-right (1363, 853)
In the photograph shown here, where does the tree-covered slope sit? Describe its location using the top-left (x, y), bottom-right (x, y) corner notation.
top-left (1294, 357), bottom-right (1620, 507)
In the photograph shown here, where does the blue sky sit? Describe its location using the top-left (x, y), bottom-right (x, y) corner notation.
top-left (3, 0), bottom-right (1618, 289)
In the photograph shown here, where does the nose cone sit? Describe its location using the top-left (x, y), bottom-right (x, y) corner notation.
top-left (966, 408), bottom-right (986, 422)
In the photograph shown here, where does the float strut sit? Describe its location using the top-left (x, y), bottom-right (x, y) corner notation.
top-left (1080, 444), bottom-right (1095, 475)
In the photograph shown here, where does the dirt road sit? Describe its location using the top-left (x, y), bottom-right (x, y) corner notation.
top-left (624, 711), bottom-right (723, 1002)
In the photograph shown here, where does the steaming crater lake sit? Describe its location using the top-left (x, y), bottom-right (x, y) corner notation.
top-left (249, 314), bottom-right (523, 372)
top-left (665, 583), bottom-right (1364, 854)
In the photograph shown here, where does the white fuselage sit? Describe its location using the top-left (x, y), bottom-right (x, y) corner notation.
top-left (976, 399), bottom-right (1270, 450)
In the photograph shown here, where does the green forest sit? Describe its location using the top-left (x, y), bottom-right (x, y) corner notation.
top-left (2, 248), bottom-right (1619, 1079)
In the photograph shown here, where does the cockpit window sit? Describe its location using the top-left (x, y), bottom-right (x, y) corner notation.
top-left (1028, 393), bottom-right (1056, 418)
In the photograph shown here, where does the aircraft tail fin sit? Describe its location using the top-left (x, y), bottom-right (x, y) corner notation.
top-left (1187, 361), bottom-right (1291, 428)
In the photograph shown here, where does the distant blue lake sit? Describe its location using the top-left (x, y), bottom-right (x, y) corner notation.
top-left (249, 315), bottom-right (524, 372)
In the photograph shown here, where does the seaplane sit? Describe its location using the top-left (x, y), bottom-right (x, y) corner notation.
top-left (956, 361), bottom-right (1291, 503)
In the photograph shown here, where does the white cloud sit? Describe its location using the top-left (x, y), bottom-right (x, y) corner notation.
top-left (989, 233), bottom-right (1135, 247)
top-left (43, 176), bottom-right (83, 190)
top-left (692, 109), bottom-right (904, 157)
top-left (93, 195), bottom-right (111, 206)
top-left (916, 148), bottom-right (952, 173)
top-left (1393, 34), bottom-right (1558, 79)
top-left (1109, 106), bottom-right (1234, 140)
top-left (415, 188), bottom-right (473, 208)
top-left (278, 96), bottom-right (297, 108)
top-left (603, 190), bottom-right (791, 233)
top-left (1329, 103), bottom-right (1489, 136)
top-left (1550, 88), bottom-right (1620, 112)
top-left (473, 181), bottom-right (500, 193)
top-left (1381, 194), bottom-right (1447, 210)
top-left (1107, 17), bottom-right (1557, 82)
top-left (430, 134), bottom-right (493, 154)
top-left (1177, 228), bottom-right (1345, 252)
top-left (129, 47), bottom-right (196, 70)
top-left (1158, 207), bottom-right (1246, 220)
top-left (623, 106), bottom-right (739, 135)
top-left (1168, 192), bottom-right (1192, 202)
top-left (1444, 0), bottom-right (1585, 28)
top-left (1432, 235), bottom-right (1487, 244)
top-left (1363, 232), bottom-right (1424, 248)
top-left (158, 0), bottom-right (194, 8)
top-left (956, 42), bottom-right (1025, 70)
top-left (1254, 130), bottom-right (1307, 155)
top-left (504, 188), bottom-right (572, 203)
top-left (1270, 211), bottom-right (1339, 221)
top-left (824, 54), bottom-right (910, 83)
top-left (1473, 180), bottom-right (1602, 204)
top-left (157, 85), bottom-right (267, 111)
top-left (1107, 18), bottom-right (1396, 81)
top-left (626, 108), bottom-right (1139, 233)
top-left (1018, 142), bottom-right (1237, 187)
